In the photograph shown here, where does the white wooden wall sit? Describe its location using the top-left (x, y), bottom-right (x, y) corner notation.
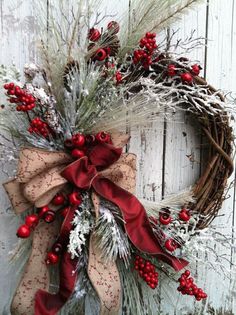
top-left (0, 1), bottom-right (236, 314)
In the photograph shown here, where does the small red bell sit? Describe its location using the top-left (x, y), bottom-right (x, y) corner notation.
top-left (16, 224), bottom-right (31, 238)
top-left (64, 138), bottom-right (74, 149)
top-left (69, 192), bottom-right (82, 206)
top-left (88, 28), bottom-right (101, 42)
top-left (179, 208), bottom-right (191, 222)
top-left (45, 252), bottom-right (59, 265)
top-left (85, 134), bottom-right (96, 145)
top-left (52, 194), bottom-right (66, 206)
top-left (44, 210), bottom-right (56, 223)
top-left (165, 239), bottom-right (178, 252)
top-left (71, 148), bottom-right (86, 159)
top-left (25, 214), bottom-right (39, 228)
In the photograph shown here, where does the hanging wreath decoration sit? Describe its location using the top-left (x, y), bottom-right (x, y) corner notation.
top-left (0, 1), bottom-right (234, 314)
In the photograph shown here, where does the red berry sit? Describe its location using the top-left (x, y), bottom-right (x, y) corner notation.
top-left (71, 148), bottom-right (86, 159)
top-left (3, 83), bottom-right (9, 89)
top-left (94, 48), bottom-right (107, 61)
top-left (38, 205), bottom-right (50, 218)
top-left (69, 191), bottom-right (82, 206)
top-left (181, 72), bottom-right (193, 83)
top-left (168, 64), bottom-right (176, 76)
top-left (95, 131), bottom-right (111, 143)
top-left (52, 194), bottom-right (65, 206)
top-left (107, 21), bottom-right (120, 34)
top-left (46, 252), bottom-right (59, 265)
top-left (88, 28), bottom-right (101, 41)
top-left (191, 64), bottom-right (200, 75)
top-left (164, 239), bottom-right (178, 252)
top-left (72, 133), bottom-right (85, 147)
top-left (44, 210), bottom-right (56, 223)
top-left (16, 224), bottom-right (31, 238)
top-left (25, 214), bottom-right (39, 228)
top-left (179, 209), bottom-right (191, 221)
top-left (9, 83), bottom-right (15, 89)
top-left (159, 213), bottom-right (172, 225)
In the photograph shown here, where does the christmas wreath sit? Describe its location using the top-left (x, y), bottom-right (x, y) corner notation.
top-left (0, 1), bottom-right (234, 314)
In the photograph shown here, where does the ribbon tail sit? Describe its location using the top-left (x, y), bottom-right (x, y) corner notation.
top-left (34, 206), bottom-right (78, 315)
top-left (35, 252), bottom-right (78, 315)
top-left (92, 177), bottom-right (188, 271)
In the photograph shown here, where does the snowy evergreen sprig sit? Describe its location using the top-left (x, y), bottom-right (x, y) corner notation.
top-left (94, 201), bottom-right (131, 266)
top-left (68, 192), bottom-right (95, 259)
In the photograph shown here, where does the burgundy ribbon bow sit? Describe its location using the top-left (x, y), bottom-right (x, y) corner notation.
top-left (35, 143), bottom-right (188, 315)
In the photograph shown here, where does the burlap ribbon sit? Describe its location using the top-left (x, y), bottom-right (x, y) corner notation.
top-left (4, 133), bottom-right (133, 315)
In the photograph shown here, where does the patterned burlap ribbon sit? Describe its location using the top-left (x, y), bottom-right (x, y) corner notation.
top-left (4, 132), bottom-right (134, 315)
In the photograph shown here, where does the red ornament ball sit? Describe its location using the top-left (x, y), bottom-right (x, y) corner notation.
top-left (16, 224), bottom-right (31, 238)
top-left (181, 72), bottom-right (193, 83)
top-left (69, 191), bottom-right (82, 206)
top-left (88, 28), bottom-right (101, 42)
top-left (72, 133), bottom-right (85, 147)
top-left (25, 214), bottom-right (39, 228)
top-left (46, 252), bottom-right (59, 265)
top-left (71, 148), bottom-right (86, 159)
top-left (52, 194), bottom-right (66, 206)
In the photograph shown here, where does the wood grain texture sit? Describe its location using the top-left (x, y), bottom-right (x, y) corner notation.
top-left (0, 0), bottom-right (236, 314)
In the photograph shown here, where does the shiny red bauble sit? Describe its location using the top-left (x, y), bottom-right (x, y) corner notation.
top-left (94, 48), bottom-right (107, 61)
top-left (107, 21), bottom-right (120, 34)
top-left (25, 214), bottom-right (39, 228)
top-left (181, 72), bottom-right (193, 83)
top-left (71, 148), bottom-right (86, 159)
top-left (69, 192), bottom-right (82, 206)
top-left (44, 210), bottom-right (56, 223)
top-left (16, 224), bottom-right (31, 238)
top-left (38, 205), bottom-right (50, 218)
top-left (72, 133), bottom-right (85, 147)
top-left (191, 64), bottom-right (200, 76)
top-left (52, 194), bottom-right (66, 206)
top-left (179, 208), bottom-right (191, 221)
top-left (164, 238), bottom-right (178, 252)
top-left (45, 252), bottom-right (59, 265)
top-left (88, 28), bottom-right (101, 42)
top-left (95, 131), bottom-right (111, 143)
top-left (159, 213), bottom-right (172, 225)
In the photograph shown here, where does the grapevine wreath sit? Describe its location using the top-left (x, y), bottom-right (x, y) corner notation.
top-left (0, 1), bottom-right (235, 315)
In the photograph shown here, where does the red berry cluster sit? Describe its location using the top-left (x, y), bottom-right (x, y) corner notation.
top-left (16, 206), bottom-right (58, 239)
top-left (134, 256), bottom-right (159, 289)
top-left (28, 117), bottom-right (50, 137)
top-left (133, 32), bottom-right (157, 69)
top-left (4, 82), bottom-right (36, 111)
top-left (178, 270), bottom-right (207, 301)
top-left (88, 21), bottom-right (120, 62)
top-left (65, 131), bottom-right (112, 159)
top-left (115, 71), bottom-right (123, 84)
top-left (167, 63), bottom-right (201, 84)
